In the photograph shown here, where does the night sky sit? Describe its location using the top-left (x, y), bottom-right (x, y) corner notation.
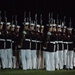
top-left (0, 0), bottom-right (75, 28)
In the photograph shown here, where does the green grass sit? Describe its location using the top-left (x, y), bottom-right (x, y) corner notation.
top-left (0, 69), bottom-right (75, 75)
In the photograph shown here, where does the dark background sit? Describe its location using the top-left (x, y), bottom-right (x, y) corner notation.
top-left (0, 0), bottom-right (75, 28)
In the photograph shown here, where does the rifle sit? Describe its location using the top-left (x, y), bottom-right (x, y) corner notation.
top-left (4, 11), bottom-right (7, 34)
top-left (48, 12), bottom-right (50, 26)
top-left (0, 11), bottom-right (1, 24)
top-left (11, 15), bottom-right (14, 25)
top-left (56, 14), bottom-right (59, 26)
top-left (15, 15), bottom-right (17, 26)
top-left (35, 14), bottom-right (37, 32)
top-left (20, 12), bottom-right (26, 48)
top-left (64, 16), bottom-right (66, 26)
top-left (40, 14), bottom-right (42, 33)
top-left (29, 11), bottom-right (31, 27)
top-left (51, 12), bottom-right (53, 24)
top-left (4, 11), bottom-right (7, 49)
top-left (35, 14), bottom-right (37, 50)
top-left (24, 11), bottom-right (26, 25)
top-left (56, 14), bottom-right (59, 51)
top-left (4, 11), bottom-right (7, 25)
top-left (69, 17), bottom-right (72, 28)
top-left (29, 11), bottom-right (32, 49)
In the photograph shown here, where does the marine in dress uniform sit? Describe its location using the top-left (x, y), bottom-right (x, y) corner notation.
top-left (20, 22), bottom-right (32, 70)
top-left (40, 25), bottom-right (45, 69)
top-left (20, 22), bottom-right (28, 70)
top-left (0, 22), bottom-right (5, 69)
top-left (5, 22), bottom-right (13, 69)
top-left (52, 23), bottom-right (57, 71)
top-left (73, 29), bottom-right (75, 69)
top-left (66, 27), bottom-right (74, 70)
top-left (66, 18), bottom-right (74, 70)
top-left (62, 23), bottom-right (68, 69)
top-left (14, 25), bottom-right (20, 69)
top-left (49, 23), bottom-right (56, 71)
top-left (30, 23), bottom-right (37, 69)
top-left (36, 24), bottom-right (41, 69)
top-left (45, 24), bottom-right (53, 71)
top-left (57, 24), bottom-right (63, 70)
top-left (10, 24), bottom-right (16, 68)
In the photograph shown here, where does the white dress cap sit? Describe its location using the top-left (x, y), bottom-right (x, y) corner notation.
top-left (16, 25), bottom-right (20, 28)
top-left (67, 28), bottom-right (73, 31)
top-left (30, 23), bottom-right (35, 26)
top-left (0, 22), bottom-right (4, 25)
top-left (36, 24), bottom-right (40, 28)
top-left (58, 25), bottom-right (62, 27)
top-left (6, 22), bottom-right (11, 25)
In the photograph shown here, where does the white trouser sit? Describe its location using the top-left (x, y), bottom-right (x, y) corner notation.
top-left (73, 52), bottom-right (75, 67)
top-left (66, 51), bottom-right (73, 69)
top-left (12, 56), bottom-right (16, 68)
top-left (26, 49), bottom-right (32, 69)
top-left (58, 50), bottom-right (63, 69)
top-left (31, 50), bottom-right (37, 69)
top-left (1, 49), bottom-right (6, 69)
top-left (63, 49), bottom-right (68, 65)
top-left (0, 50), bottom-right (2, 58)
top-left (45, 51), bottom-right (51, 71)
top-left (55, 51), bottom-right (59, 70)
top-left (50, 52), bottom-right (55, 71)
top-left (6, 49), bottom-right (13, 69)
top-left (20, 50), bottom-right (27, 70)
top-left (37, 50), bottom-right (41, 69)
top-left (0, 50), bottom-right (2, 69)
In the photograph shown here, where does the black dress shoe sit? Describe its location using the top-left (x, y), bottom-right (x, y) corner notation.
top-left (69, 68), bottom-right (72, 70)
top-left (66, 68), bottom-right (69, 70)
top-left (73, 67), bottom-right (75, 70)
top-left (63, 65), bottom-right (66, 69)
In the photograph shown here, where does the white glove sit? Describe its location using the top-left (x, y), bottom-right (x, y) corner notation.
top-left (65, 42), bottom-right (68, 44)
top-left (43, 47), bottom-right (47, 49)
top-left (47, 32), bottom-right (51, 35)
top-left (23, 31), bottom-right (27, 35)
top-left (50, 42), bottom-right (55, 44)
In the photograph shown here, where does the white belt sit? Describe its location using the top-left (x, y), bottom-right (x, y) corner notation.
top-left (25, 39), bottom-right (30, 41)
top-left (12, 41), bottom-right (14, 43)
top-left (58, 41), bottom-right (63, 43)
top-left (6, 39), bottom-right (12, 42)
top-left (55, 41), bottom-right (58, 43)
top-left (0, 39), bottom-right (5, 41)
top-left (68, 42), bottom-right (73, 44)
top-left (36, 41), bottom-right (40, 43)
top-left (32, 40), bottom-right (36, 42)
top-left (63, 42), bottom-right (68, 44)
top-left (50, 41), bottom-right (56, 44)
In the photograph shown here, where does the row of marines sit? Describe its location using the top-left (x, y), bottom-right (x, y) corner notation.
top-left (0, 18), bottom-right (75, 71)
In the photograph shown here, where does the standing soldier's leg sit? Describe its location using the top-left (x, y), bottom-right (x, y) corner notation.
top-left (12, 43), bottom-right (16, 68)
top-left (20, 49), bottom-right (27, 70)
top-left (55, 44), bottom-right (59, 70)
top-left (41, 50), bottom-right (44, 69)
top-left (26, 49), bottom-right (32, 69)
top-left (31, 50), bottom-right (37, 69)
top-left (7, 48), bottom-right (13, 69)
top-left (69, 50), bottom-right (73, 69)
top-left (0, 50), bottom-right (1, 69)
top-left (73, 51), bottom-right (75, 69)
top-left (66, 50), bottom-right (69, 70)
top-left (15, 49), bottom-right (19, 69)
top-left (45, 51), bottom-right (50, 71)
